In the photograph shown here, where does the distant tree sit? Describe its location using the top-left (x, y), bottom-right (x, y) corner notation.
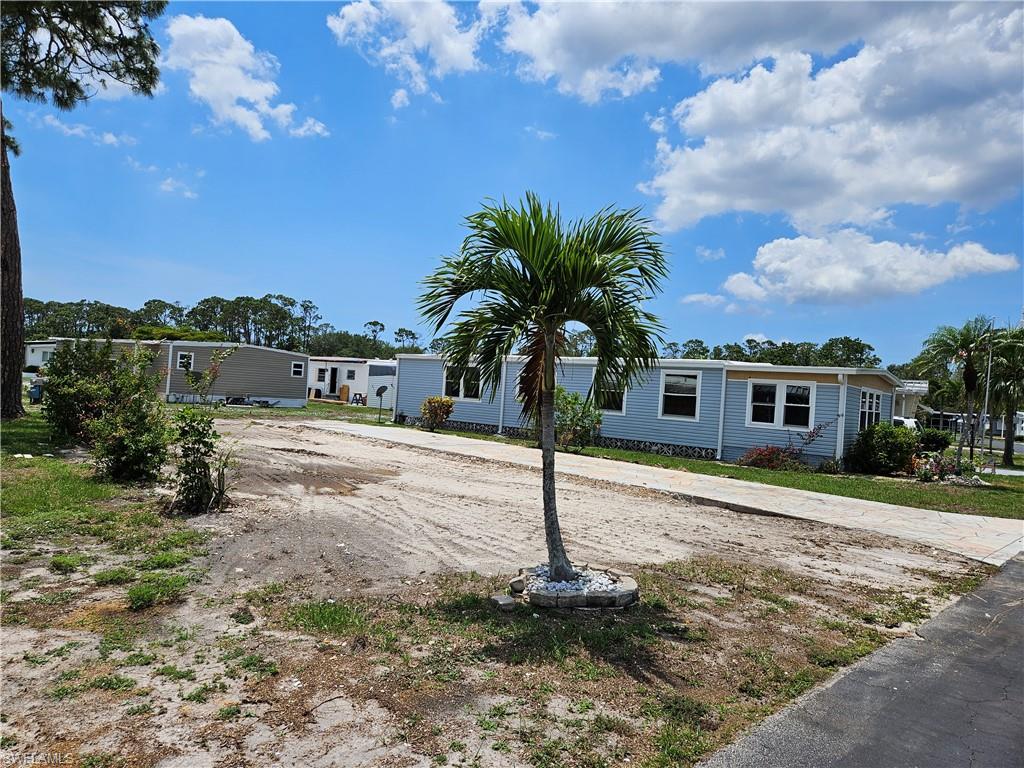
top-left (662, 341), bottom-right (682, 358)
top-left (990, 326), bottom-right (1024, 467)
top-left (364, 320), bottom-right (385, 342)
top-left (135, 299), bottom-right (183, 327)
top-left (298, 300), bottom-right (321, 351)
top-left (816, 336), bottom-right (881, 367)
top-left (1, 0), bottom-right (168, 419)
top-left (563, 328), bottom-right (596, 357)
top-left (394, 327), bottom-right (420, 350)
top-left (428, 337), bottom-right (449, 355)
top-left (680, 339), bottom-right (710, 359)
top-left (419, 193), bottom-right (667, 582)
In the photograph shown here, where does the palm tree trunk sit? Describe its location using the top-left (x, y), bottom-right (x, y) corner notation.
top-left (957, 391), bottom-right (974, 462)
top-left (1, 128), bottom-right (25, 421)
top-left (1004, 401), bottom-right (1017, 468)
top-left (541, 330), bottom-right (574, 582)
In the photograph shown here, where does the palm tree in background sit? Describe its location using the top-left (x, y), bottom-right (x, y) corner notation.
top-left (920, 316), bottom-right (994, 461)
top-left (989, 326), bottom-right (1024, 467)
top-left (419, 193), bottom-right (668, 582)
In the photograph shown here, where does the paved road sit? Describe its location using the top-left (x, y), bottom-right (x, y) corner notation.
top-left (311, 421), bottom-right (1024, 565)
top-left (700, 556), bottom-right (1024, 768)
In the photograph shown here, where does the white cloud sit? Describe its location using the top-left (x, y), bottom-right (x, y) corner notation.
top-left (327, 1), bottom-right (494, 103)
top-left (41, 114), bottom-right (135, 146)
top-left (695, 246), bottom-right (725, 262)
top-left (723, 229), bottom-right (1019, 304)
top-left (500, 3), bottom-right (941, 103)
top-left (159, 176), bottom-right (198, 199)
top-left (165, 15), bottom-right (327, 142)
top-left (524, 125), bottom-right (556, 141)
top-left (390, 88), bottom-right (410, 109)
top-left (126, 156), bottom-right (158, 173)
top-left (289, 117), bottom-right (331, 138)
top-left (645, 113), bottom-right (667, 135)
top-left (642, 5), bottom-right (1023, 232)
top-left (743, 333), bottom-right (769, 344)
top-left (680, 292), bottom-right (726, 307)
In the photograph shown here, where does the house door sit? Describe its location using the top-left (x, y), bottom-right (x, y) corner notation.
top-left (329, 367), bottom-right (338, 395)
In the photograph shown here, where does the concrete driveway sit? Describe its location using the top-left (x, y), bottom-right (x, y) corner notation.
top-left (310, 422), bottom-right (1024, 566)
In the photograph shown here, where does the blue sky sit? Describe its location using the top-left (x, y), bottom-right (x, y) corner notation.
top-left (9, 1), bottom-right (1023, 364)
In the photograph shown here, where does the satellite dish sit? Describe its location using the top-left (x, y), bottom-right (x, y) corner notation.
top-left (375, 385), bottom-right (388, 397)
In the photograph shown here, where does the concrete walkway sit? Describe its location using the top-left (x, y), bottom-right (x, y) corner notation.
top-left (304, 421), bottom-right (1023, 566)
top-left (699, 555), bottom-right (1024, 768)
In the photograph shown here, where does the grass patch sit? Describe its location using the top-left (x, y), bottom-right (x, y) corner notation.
top-left (286, 600), bottom-right (371, 636)
top-left (155, 664), bottom-right (195, 681)
top-left (50, 553), bottom-right (92, 574)
top-left (215, 704), bottom-right (241, 720)
top-left (137, 550), bottom-right (193, 570)
top-left (127, 572), bottom-right (191, 611)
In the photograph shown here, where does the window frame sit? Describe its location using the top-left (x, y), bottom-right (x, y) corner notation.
top-left (442, 365), bottom-right (482, 401)
top-left (590, 369), bottom-right (627, 415)
top-left (744, 379), bottom-right (817, 431)
top-left (859, 388), bottom-right (884, 431)
top-left (176, 351), bottom-right (194, 371)
top-left (291, 361), bottom-right (305, 378)
top-left (657, 369), bottom-right (702, 422)
top-left (345, 369), bottom-right (356, 381)
top-left (316, 368), bottom-right (326, 383)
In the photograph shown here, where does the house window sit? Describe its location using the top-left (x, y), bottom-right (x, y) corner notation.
top-left (41, 350), bottom-right (51, 363)
top-left (176, 352), bottom-right (194, 370)
top-left (316, 368), bottom-right (326, 383)
top-left (783, 385), bottom-right (812, 428)
top-left (747, 380), bottom-right (816, 430)
top-left (660, 372), bottom-right (699, 419)
top-left (860, 390), bottom-right (882, 430)
top-left (291, 362), bottom-right (305, 378)
top-left (749, 383), bottom-right (776, 424)
top-left (597, 386), bottom-right (625, 413)
top-left (346, 369), bottom-right (356, 381)
top-left (444, 366), bottom-right (481, 400)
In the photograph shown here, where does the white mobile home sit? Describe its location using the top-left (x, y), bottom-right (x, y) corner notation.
top-left (24, 340), bottom-right (58, 369)
top-left (307, 357), bottom-right (397, 407)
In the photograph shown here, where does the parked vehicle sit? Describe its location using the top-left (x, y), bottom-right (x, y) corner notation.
top-left (893, 416), bottom-right (923, 433)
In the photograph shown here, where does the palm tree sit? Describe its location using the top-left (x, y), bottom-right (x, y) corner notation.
top-left (920, 316), bottom-right (994, 460)
top-left (990, 326), bottom-right (1024, 467)
top-left (419, 193), bottom-right (667, 582)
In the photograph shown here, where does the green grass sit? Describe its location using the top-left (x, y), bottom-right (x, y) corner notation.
top-left (50, 553), bottom-right (92, 574)
top-left (93, 567), bottom-right (138, 586)
top-left (286, 600), bottom-right (371, 636)
top-left (127, 572), bottom-right (192, 610)
top-left (0, 406), bottom-right (59, 455)
top-left (165, 399), bottom-right (387, 423)
top-left (401, 423), bottom-right (1023, 519)
top-left (137, 549), bottom-right (194, 570)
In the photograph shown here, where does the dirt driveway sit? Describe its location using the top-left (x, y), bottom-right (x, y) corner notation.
top-left (209, 419), bottom-right (966, 596)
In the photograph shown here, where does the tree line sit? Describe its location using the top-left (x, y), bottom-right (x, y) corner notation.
top-left (24, 295), bottom-right (425, 358)
top-left (560, 329), bottom-right (882, 367)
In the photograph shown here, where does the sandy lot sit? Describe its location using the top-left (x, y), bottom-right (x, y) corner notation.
top-left (1, 419), bottom-right (986, 768)
top-left (208, 420), bottom-right (967, 595)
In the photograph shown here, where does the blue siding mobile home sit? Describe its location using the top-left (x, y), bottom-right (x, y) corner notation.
top-left (393, 355), bottom-right (901, 465)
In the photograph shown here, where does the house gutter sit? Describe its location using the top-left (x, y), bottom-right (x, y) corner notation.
top-left (836, 373), bottom-right (848, 463)
top-left (716, 363), bottom-right (728, 459)
top-left (497, 357), bottom-right (508, 434)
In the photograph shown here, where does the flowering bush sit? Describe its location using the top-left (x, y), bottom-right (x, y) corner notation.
top-left (554, 386), bottom-right (602, 452)
top-left (737, 445), bottom-right (810, 472)
top-left (912, 452), bottom-right (976, 482)
top-left (420, 396), bottom-right (454, 431)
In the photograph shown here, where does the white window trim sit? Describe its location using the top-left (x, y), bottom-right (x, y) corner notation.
top-left (590, 369), bottom-right (627, 415)
top-left (657, 369), bottom-right (702, 422)
top-left (441, 365), bottom-right (482, 401)
top-left (176, 351), bottom-right (194, 370)
top-left (744, 379), bottom-right (817, 431)
top-left (291, 361), bottom-right (305, 378)
top-left (859, 387), bottom-right (884, 430)
top-left (346, 369), bottom-right (356, 381)
top-left (316, 368), bottom-right (327, 383)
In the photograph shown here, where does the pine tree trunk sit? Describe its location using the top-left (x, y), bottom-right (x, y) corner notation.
top-left (1, 124), bottom-right (26, 421)
top-left (541, 330), bottom-right (574, 582)
top-left (1004, 401), bottom-right (1017, 468)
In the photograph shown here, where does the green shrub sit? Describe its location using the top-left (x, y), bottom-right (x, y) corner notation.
top-left (420, 396), bottom-right (454, 431)
top-left (847, 422), bottom-right (919, 475)
top-left (171, 406), bottom-right (223, 514)
top-left (42, 340), bottom-right (115, 442)
top-left (918, 428), bottom-right (954, 454)
top-left (127, 572), bottom-right (190, 610)
top-left (554, 386), bottom-right (602, 452)
top-left (89, 347), bottom-right (170, 481)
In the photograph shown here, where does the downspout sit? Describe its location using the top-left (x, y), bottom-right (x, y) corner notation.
top-left (715, 364), bottom-right (727, 460)
top-left (497, 357), bottom-right (507, 434)
top-left (836, 373), bottom-right (848, 463)
top-left (165, 342), bottom-right (173, 402)
top-left (391, 357), bottom-right (401, 422)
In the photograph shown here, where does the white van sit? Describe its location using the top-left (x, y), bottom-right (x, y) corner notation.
top-left (893, 416), bottom-right (923, 433)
